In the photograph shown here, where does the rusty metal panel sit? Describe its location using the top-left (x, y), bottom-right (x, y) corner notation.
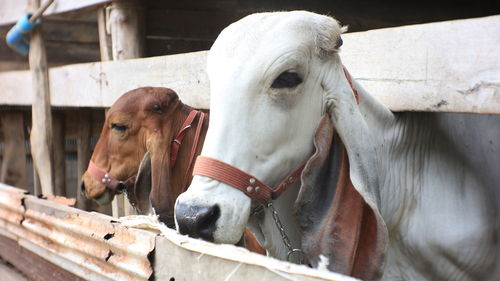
top-left (0, 183), bottom-right (155, 281)
top-left (0, 185), bottom-right (26, 240)
top-left (0, 234), bottom-right (85, 281)
top-left (0, 183), bottom-right (356, 281)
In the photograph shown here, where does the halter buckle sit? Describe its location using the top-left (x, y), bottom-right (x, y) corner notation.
top-left (287, 248), bottom-right (306, 264)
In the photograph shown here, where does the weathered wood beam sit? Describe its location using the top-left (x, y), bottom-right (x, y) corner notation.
top-left (0, 15), bottom-right (498, 113)
top-left (97, 7), bottom-right (112, 61)
top-left (69, 109), bottom-right (111, 215)
top-left (75, 109), bottom-right (91, 211)
top-left (108, 0), bottom-right (145, 60)
top-left (155, 226), bottom-right (356, 281)
top-left (29, 0), bottom-right (54, 196)
top-left (74, 109), bottom-right (111, 215)
top-left (0, 113), bottom-right (27, 188)
top-left (52, 112), bottom-right (65, 196)
top-left (340, 16), bottom-right (500, 113)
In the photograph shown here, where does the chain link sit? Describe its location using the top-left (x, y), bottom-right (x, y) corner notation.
top-left (267, 201), bottom-right (306, 263)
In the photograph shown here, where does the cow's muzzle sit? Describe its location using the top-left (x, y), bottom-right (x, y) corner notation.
top-left (175, 203), bottom-right (220, 242)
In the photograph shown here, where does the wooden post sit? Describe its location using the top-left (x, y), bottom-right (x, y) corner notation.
top-left (97, 6), bottom-right (112, 61)
top-left (75, 110), bottom-right (112, 214)
top-left (52, 112), bottom-right (66, 196)
top-left (0, 112), bottom-right (27, 188)
top-left (33, 166), bottom-right (41, 197)
top-left (28, 0), bottom-right (54, 196)
top-left (108, 0), bottom-right (145, 60)
top-left (75, 109), bottom-right (92, 211)
top-left (105, 0), bottom-right (144, 217)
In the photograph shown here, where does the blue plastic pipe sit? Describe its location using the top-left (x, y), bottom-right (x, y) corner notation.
top-left (6, 14), bottom-right (41, 56)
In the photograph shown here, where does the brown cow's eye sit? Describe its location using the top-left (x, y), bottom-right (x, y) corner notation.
top-left (271, 71), bottom-right (302, 89)
top-left (111, 123), bottom-right (127, 132)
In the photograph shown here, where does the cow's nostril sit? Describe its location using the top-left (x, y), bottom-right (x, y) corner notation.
top-left (175, 203), bottom-right (220, 242)
top-left (117, 182), bottom-right (127, 194)
top-left (80, 181), bottom-right (87, 197)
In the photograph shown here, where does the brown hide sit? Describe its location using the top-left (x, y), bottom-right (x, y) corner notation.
top-left (81, 87), bottom-right (265, 254)
top-left (295, 115), bottom-right (386, 280)
top-left (81, 87), bottom-right (205, 224)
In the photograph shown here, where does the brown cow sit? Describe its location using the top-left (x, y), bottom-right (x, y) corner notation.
top-left (80, 87), bottom-right (264, 253)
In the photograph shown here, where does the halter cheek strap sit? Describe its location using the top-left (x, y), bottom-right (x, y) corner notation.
top-left (193, 156), bottom-right (305, 205)
top-left (171, 110), bottom-right (200, 166)
top-left (171, 110), bottom-right (206, 190)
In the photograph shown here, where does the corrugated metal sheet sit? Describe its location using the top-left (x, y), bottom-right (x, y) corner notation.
top-left (0, 183), bottom-right (155, 281)
top-left (0, 183), bottom-right (355, 281)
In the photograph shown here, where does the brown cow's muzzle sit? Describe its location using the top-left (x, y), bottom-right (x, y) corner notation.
top-left (80, 172), bottom-right (116, 205)
top-left (81, 160), bottom-right (137, 205)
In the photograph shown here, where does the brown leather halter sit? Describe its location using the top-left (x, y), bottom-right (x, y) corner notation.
top-left (86, 109), bottom-right (206, 194)
top-left (87, 160), bottom-right (136, 192)
top-left (192, 66), bottom-right (359, 204)
top-left (194, 157), bottom-right (305, 205)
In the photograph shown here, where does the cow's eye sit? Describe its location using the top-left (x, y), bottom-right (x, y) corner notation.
top-left (271, 71), bottom-right (302, 89)
top-left (111, 123), bottom-right (127, 132)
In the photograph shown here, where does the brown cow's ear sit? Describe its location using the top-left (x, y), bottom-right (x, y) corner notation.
top-left (294, 115), bottom-right (386, 280)
top-left (131, 152), bottom-right (153, 215)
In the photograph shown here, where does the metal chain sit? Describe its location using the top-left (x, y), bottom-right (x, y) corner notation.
top-left (267, 201), bottom-right (306, 264)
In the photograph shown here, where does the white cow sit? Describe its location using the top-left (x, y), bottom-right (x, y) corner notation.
top-left (175, 11), bottom-right (500, 280)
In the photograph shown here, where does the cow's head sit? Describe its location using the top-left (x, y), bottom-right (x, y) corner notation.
top-left (175, 11), bottom-right (387, 277)
top-left (81, 87), bottom-right (197, 226)
top-left (175, 10), bottom-right (347, 248)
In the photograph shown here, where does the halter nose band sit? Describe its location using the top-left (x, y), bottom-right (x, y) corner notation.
top-left (86, 160), bottom-right (136, 192)
top-left (193, 156), bottom-right (305, 205)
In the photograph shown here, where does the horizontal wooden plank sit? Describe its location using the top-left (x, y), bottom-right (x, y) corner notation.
top-left (341, 15), bottom-right (500, 113)
top-left (0, 70), bottom-right (33, 105)
top-left (155, 227), bottom-right (357, 281)
top-left (0, 0), bottom-right (110, 26)
top-left (50, 50), bottom-right (210, 108)
top-left (0, 15), bottom-right (499, 113)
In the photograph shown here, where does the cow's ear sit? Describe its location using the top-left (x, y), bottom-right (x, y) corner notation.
top-left (314, 16), bottom-right (347, 58)
top-left (294, 115), bottom-right (386, 280)
top-left (131, 152), bottom-right (153, 214)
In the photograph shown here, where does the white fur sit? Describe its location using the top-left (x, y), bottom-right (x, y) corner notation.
top-left (175, 11), bottom-right (499, 280)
